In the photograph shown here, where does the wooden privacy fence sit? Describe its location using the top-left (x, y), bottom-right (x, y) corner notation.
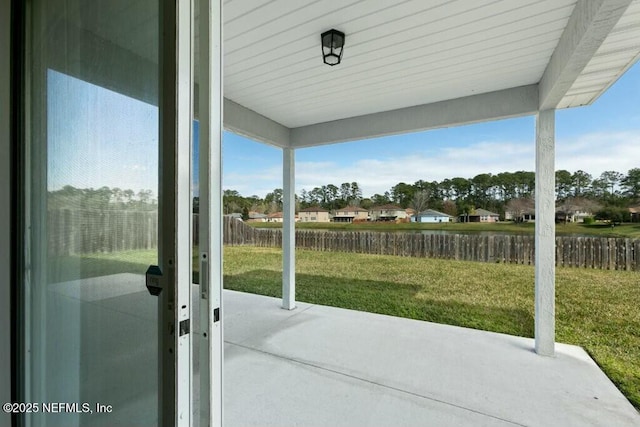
top-left (48, 209), bottom-right (158, 255)
top-left (48, 211), bottom-right (640, 271)
top-left (49, 211), bottom-right (261, 255)
top-left (223, 218), bottom-right (640, 271)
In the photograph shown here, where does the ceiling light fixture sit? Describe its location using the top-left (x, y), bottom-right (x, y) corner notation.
top-left (321, 29), bottom-right (345, 66)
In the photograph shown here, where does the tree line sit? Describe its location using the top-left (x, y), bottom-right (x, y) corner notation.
top-left (221, 168), bottom-right (640, 220)
top-left (49, 185), bottom-right (157, 211)
top-left (48, 167), bottom-right (640, 221)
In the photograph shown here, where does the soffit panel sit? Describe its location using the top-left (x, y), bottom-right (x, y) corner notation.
top-left (224, 0), bottom-right (576, 128)
top-left (558, 0), bottom-right (640, 108)
top-left (229, 20), bottom-right (564, 111)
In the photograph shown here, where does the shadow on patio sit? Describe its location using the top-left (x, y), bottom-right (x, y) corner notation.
top-left (224, 269), bottom-right (535, 338)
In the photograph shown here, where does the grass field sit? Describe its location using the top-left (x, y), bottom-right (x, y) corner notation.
top-left (224, 246), bottom-right (640, 409)
top-left (48, 245), bottom-right (640, 410)
top-left (251, 220), bottom-right (640, 238)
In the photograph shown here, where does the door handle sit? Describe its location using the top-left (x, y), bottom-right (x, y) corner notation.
top-left (146, 265), bottom-right (164, 296)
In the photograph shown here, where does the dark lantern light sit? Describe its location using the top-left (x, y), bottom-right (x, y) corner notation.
top-left (321, 29), bottom-right (345, 66)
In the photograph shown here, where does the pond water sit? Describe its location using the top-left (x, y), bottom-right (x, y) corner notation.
top-left (413, 229), bottom-right (598, 238)
top-left (415, 229), bottom-right (523, 236)
top-left (304, 228), bottom-right (596, 238)
top-left (314, 229), bottom-right (606, 237)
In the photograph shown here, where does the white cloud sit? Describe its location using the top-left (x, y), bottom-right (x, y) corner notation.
top-left (223, 166), bottom-right (283, 197)
top-left (555, 131), bottom-right (640, 175)
top-left (223, 130), bottom-right (640, 198)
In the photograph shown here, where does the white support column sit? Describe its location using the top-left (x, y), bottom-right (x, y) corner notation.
top-left (535, 109), bottom-right (556, 356)
top-left (282, 147), bottom-right (296, 310)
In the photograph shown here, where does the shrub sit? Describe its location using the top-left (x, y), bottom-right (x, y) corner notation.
top-left (595, 207), bottom-right (630, 225)
top-left (583, 216), bottom-right (595, 225)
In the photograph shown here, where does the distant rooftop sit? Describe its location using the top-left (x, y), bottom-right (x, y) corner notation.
top-left (417, 209), bottom-right (452, 217)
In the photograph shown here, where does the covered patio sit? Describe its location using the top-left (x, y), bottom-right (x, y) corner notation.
top-left (220, 290), bottom-right (640, 426)
top-left (219, 0), bottom-right (640, 358)
top-left (217, 1), bottom-right (640, 413)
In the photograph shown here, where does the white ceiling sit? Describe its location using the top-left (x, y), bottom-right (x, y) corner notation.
top-left (224, 0), bottom-right (577, 128)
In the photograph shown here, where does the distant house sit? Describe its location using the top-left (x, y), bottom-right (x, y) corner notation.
top-left (505, 209), bottom-right (535, 222)
top-left (369, 204), bottom-right (407, 222)
top-left (504, 197), bottom-right (535, 222)
top-left (461, 208), bottom-right (500, 223)
top-left (556, 198), bottom-right (599, 223)
top-left (555, 209), bottom-right (593, 223)
top-left (629, 206), bottom-right (640, 222)
top-left (333, 206), bottom-right (368, 223)
top-left (267, 212), bottom-right (283, 223)
top-left (412, 209), bottom-right (452, 223)
top-left (505, 210), bottom-right (535, 222)
top-left (247, 211), bottom-right (268, 222)
top-left (265, 212), bottom-right (299, 222)
top-left (224, 213), bottom-right (242, 220)
top-left (298, 206), bottom-right (331, 223)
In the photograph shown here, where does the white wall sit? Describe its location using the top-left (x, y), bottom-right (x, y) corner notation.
top-left (1, 0), bottom-right (13, 423)
top-left (415, 216), bottom-right (449, 223)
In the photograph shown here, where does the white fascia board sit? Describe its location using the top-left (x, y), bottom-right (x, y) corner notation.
top-left (223, 98), bottom-right (290, 148)
top-left (289, 85), bottom-right (539, 148)
top-left (539, 0), bottom-right (632, 110)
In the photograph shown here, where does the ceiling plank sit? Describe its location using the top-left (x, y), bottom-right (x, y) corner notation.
top-left (289, 85), bottom-right (538, 148)
top-left (539, 0), bottom-right (632, 110)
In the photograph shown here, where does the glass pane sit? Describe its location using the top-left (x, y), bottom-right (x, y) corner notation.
top-left (24, 1), bottom-right (159, 426)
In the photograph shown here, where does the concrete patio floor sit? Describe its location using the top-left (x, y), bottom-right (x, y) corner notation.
top-left (45, 274), bottom-right (640, 426)
top-left (220, 290), bottom-right (640, 427)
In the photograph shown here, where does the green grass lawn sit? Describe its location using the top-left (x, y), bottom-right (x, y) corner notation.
top-left (251, 220), bottom-right (640, 238)
top-left (224, 246), bottom-right (640, 410)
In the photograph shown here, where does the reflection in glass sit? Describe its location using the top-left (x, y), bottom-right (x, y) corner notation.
top-left (24, 1), bottom-right (159, 425)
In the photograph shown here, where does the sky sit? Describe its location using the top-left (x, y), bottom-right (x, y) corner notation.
top-left (47, 60), bottom-right (640, 200)
top-left (48, 69), bottom-right (159, 194)
top-left (222, 61), bottom-right (640, 198)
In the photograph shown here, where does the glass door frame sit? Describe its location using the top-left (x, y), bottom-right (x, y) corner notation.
top-left (7, 0), bottom-right (209, 425)
top-left (197, 0), bottom-right (224, 426)
top-left (2, 0), bottom-right (15, 425)
top-left (158, 0), bottom-right (194, 425)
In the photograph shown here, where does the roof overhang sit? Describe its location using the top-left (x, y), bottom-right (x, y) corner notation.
top-left (220, 0), bottom-right (639, 148)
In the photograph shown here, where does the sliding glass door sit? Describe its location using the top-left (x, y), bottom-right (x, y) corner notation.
top-left (20, 0), bottom-right (194, 425)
